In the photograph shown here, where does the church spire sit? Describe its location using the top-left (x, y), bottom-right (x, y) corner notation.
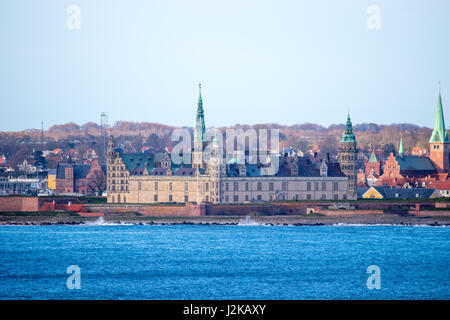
top-left (194, 83), bottom-right (206, 143)
top-left (429, 87), bottom-right (449, 143)
top-left (368, 148), bottom-right (378, 163)
top-left (399, 136), bottom-right (404, 157)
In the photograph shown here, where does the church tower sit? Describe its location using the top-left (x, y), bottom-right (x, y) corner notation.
top-left (429, 88), bottom-right (450, 173)
top-left (193, 83), bottom-right (206, 168)
top-left (338, 113), bottom-right (357, 200)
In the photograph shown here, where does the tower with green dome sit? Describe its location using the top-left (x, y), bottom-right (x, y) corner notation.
top-left (338, 113), bottom-right (357, 199)
top-left (429, 87), bottom-right (450, 172)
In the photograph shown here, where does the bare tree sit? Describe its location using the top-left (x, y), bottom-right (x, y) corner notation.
top-left (87, 170), bottom-right (106, 196)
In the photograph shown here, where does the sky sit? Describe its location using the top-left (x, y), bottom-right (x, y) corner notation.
top-left (0, 0), bottom-right (449, 132)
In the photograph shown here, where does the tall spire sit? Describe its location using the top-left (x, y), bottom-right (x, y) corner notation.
top-left (197, 83), bottom-right (203, 114)
top-left (341, 113), bottom-right (356, 143)
top-left (429, 87), bottom-right (449, 143)
top-left (399, 136), bottom-right (404, 157)
top-left (194, 83), bottom-right (206, 143)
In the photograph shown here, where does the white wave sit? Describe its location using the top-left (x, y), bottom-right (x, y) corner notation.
top-left (82, 217), bottom-right (133, 226)
top-left (237, 216), bottom-right (263, 226)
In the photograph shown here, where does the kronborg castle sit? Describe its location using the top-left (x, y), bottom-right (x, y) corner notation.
top-left (106, 85), bottom-right (358, 204)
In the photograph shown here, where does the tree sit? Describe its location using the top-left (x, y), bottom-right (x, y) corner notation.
top-left (87, 170), bottom-right (106, 196)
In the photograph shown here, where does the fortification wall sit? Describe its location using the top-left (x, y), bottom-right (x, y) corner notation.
top-left (0, 197), bottom-right (40, 212)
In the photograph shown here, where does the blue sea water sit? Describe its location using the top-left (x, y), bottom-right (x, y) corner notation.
top-left (0, 224), bottom-right (448, 300)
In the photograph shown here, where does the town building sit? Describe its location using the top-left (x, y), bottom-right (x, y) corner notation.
top-left (56, 160), bottom-right (106, 196)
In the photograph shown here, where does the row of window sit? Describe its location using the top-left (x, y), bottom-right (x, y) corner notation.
top-left (129, 180), bottom-right (341, 193)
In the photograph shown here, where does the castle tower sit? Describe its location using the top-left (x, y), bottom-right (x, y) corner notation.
top-left (107, 135), bottom-right (115, 165)
top-left (429, 88), bottom-right (450, 172)
top-left (338, 113), bottom-right (357, 199)
top-left (207, 134), bottom-right (224, 204)
top-left (193, 83), bottom-right (206, 168)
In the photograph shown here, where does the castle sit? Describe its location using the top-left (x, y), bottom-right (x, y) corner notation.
top-left (106, 85), bottom-right (355, 204)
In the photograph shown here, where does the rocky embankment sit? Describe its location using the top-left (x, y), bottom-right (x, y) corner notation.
top-left (0, 212), bottom-right (449, 226)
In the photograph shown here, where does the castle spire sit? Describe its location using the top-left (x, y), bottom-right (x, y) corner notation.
top-left (429, 87), bottom-right (449, 143)
top-left (341, 112), bottom-right (356, 143)
top-left (194, 83), bottom-right (206, 143)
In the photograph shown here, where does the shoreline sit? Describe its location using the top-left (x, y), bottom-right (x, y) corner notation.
top-left (1, 213), bottom-right (450, 227)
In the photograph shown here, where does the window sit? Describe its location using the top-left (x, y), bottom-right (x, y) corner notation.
top-left (205, 183), bottom-right (209, 192)
top-left (225, 183), bottom-right (229, 191)
top-left (185, 195), bottom-right (189, 202)
top-left (169, 182), bottom-right (172, 191)
top-left (138, 182), bottom-right (142, 191)
top-left (322, 182), bottom-right (326, 191)
top-left (333, 182), bottom-right (338, 191)
top-left (257, 195), bottom-right (262, 200)
top-left (234, 195), bottom-right (238, 202)
top-left (234, 182), bottom-right (238, 191)
top-left (343, 194), bottom-right (347, 200)
top-left (169, 195), bottom-right (172, 202)
top-left (282, 182), bottom-right (287, 191)
top-left (333, 194), bottom-right (338, 200)
top-left (206, 195), bottom-right (209, 202)
top-left (225, 195), bottom-right (229, 202)
top-left (184, 182), bottom-right (188, 191)
top-left (154, 182), bottom-right (158, 191)
top-left (269, 182), bottom-right (274, 191)
top-left (307, 182), bottom-right (311, 191)
top-left (306, 194), bottom-right (311, 200)
top-left (314, 182), bottom-right (319, 191)
top-left (257, 182), bottom-right (262, 191)
top-left (321, 194), bottom-right (326, 200)
top-left (245, 182), bottom-right (249, 191)
top-left (245, 195), bottom-right (249, 201)
top-left (154, 194), bottom-right (158, 201)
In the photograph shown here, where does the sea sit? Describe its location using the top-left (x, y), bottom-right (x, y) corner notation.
top-left (0, 222), bottom-right (448, 300)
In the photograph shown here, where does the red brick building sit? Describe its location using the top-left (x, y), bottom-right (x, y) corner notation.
top-left (55, 160), bottom-right (106, 195)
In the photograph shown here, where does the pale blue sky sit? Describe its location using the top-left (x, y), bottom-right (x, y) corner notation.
top-left (0, 0), bottom-right (449, 131)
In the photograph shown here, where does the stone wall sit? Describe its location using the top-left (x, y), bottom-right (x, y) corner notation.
top-left (0, 197), bottom-right (39, 212)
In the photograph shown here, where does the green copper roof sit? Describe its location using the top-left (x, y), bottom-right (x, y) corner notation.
top-left (398, 136), bottom-right (404, 156)
top-left (429, 90), bottom-right (449, 143)
top-left (368, 150), bottom-right (378, 163)
top-left (194, 83), bottom-right (206, 143)
top-left (341, 113), bottom-right (356, 143)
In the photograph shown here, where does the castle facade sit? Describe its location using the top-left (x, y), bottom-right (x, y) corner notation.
top-left (106, 85), bottom-right (353, 204)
